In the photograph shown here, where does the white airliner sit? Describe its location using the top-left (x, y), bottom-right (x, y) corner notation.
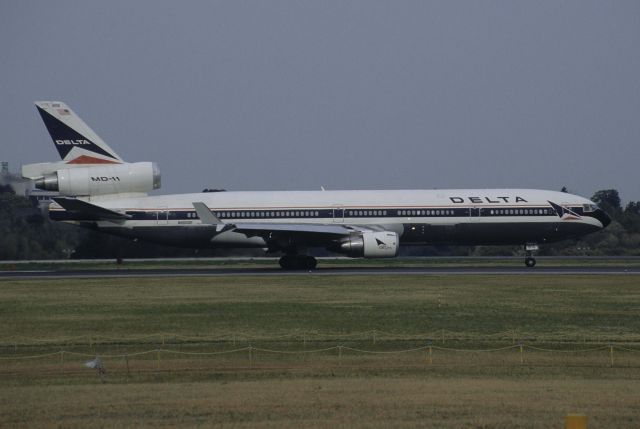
top-left (22, 101), bottom-right (610, 269)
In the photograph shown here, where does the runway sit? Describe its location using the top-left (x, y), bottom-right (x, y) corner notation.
top-left (2, 265), bottom-right (640, 279)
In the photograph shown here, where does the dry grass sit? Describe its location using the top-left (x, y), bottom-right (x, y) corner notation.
top-left (1, 376), bottom-right (639, 428)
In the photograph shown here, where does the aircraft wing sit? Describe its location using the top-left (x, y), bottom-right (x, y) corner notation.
top-left (192, 202), bottom-right (383, 241)
top-left (229, 222), bottom-right (387, 249)
top-left (53, 197), bottom-right (131, 221)
top-left (232, 223), bottom-right (356, 236)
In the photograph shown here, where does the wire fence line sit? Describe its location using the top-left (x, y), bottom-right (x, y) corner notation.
top-left (2, 345), bottom-right (640, 382)
top-left (3, 329), bottom-right (640, 348)
top-left (2, 344), bottom-right (639, 367)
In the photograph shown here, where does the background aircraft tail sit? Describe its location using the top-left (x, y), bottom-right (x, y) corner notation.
top-left (34, 101), bottom-right (123, 164)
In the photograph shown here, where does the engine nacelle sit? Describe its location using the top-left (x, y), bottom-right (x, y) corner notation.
top-left (34, 162), bottom-right (161, 196)
top-left (338, 231), bottom-right (399, 258)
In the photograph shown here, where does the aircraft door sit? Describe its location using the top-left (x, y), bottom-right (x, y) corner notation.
top-left (157, 206), bottom-right (169, 225)
top-left (332, 206), bottom-right (344, 223)
top-left (469, 206), bottom-right (481, 221)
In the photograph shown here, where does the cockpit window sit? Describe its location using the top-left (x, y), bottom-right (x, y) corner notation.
top-left (583, 204), bottom-right (598, 213)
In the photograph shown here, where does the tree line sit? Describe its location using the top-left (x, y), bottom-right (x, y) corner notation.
top-left (1, 185), bottom-right (638, 260)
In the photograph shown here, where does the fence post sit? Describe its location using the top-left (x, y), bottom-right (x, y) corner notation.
top-left (125, 355), bottom-right (130, 377)
top-left (428, 346), bottom-right (433, 365)
top-left (60, 350), bottom-right (64, 374)
top-left (249, 346), bottom-right (253, 368)
top-left (609, 345), bottom-right (614, 367)
top-left (519, 343), bottom-right (524, 365)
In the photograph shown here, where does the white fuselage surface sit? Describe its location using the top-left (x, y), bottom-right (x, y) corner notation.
top-left (50, 188), bottom-right (610, 251)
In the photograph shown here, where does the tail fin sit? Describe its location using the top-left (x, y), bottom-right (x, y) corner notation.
top-left (35, 101), bottom-right (123, 164)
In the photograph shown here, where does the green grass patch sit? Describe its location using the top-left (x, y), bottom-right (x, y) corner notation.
top-left (1, 275), bottom-right (639, 344)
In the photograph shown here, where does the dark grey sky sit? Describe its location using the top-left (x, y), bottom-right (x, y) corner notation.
top-left (2, 1), bottom-right (639, 201)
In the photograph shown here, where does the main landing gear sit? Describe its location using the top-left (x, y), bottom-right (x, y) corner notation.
top-left (279, 255), bottom-right (317, 270)
top-left (524, 243), bottom-right (538, 268)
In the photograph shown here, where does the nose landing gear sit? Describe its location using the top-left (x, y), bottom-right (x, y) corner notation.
top-left (524, 243), bottom-right (538, 268)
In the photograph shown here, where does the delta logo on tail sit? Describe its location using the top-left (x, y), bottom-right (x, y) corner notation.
top-left (548, 201), bottom-right (581, 220)
top-left (36, 106), bottom-right (120, 163)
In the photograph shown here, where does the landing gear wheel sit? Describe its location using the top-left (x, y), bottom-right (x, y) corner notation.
top-left (279, 255), bottom-right (317, 270)
top-left (279, 256), bottom-right (293, 270)
top-left (524, 243), bottom-right (539, 268)
top-left (279, 255), bottom-right (300, 270)
top-left (303, 256), bottom-right (317, 270)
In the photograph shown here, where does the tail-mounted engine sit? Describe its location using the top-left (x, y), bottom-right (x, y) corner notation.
top-left (23, 162), bottom-right (161, 196)
top-left (337, 231), bottom-right (399, 258)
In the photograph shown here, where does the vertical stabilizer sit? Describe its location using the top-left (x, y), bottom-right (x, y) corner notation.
top-left (34, 101), bottom-right (123, 164)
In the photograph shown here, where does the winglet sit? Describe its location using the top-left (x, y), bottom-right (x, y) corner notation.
top-left (192, 202), bottom-right (229, 232)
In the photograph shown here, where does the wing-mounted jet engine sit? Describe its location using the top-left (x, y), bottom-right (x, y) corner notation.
top-left (21, 101), bottom-right (160, 197)
top-left (336, 231), bottom-right (399, 258)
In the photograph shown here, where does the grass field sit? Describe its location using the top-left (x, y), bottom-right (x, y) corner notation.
top-left (1, 273), bottom-right (639, 427)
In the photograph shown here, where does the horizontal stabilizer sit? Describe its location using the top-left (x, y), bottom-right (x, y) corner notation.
top-left (53, 197), bottom-right (131, 221)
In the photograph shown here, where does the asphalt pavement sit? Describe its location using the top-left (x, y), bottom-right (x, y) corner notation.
top-left (2, 265), bottom-right (639, 279)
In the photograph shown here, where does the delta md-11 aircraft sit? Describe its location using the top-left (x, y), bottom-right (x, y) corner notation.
top-left (22, 102), bottom-right (611, 269)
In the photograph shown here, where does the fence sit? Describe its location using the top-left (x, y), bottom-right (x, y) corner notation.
top-left (2, 343), bottom-right (640, 378)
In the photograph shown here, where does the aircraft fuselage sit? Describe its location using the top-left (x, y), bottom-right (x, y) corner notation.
top-left (49, 188), bottom-right (610, 250)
